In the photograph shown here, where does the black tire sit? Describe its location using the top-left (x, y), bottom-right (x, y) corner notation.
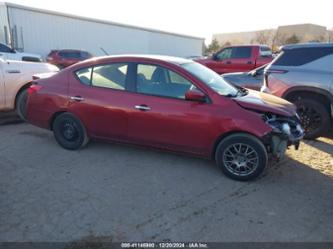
top-left (293, 98), bottom-right (330, 139)
top-left (215, 133), bottom-right (268, 181)
top-left (15, 88), bottom-right (28, 121)
top-left (52, 113), bottom-right (89, 150)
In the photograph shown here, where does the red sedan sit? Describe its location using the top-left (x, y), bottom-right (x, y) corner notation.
top-left (26, 55), bottom-right (303, 181)
top-left (46, 49), bottom-right (93, 69)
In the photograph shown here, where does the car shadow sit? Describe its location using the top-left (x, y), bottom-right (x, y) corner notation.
top-left (0, 111), bottom-right (23, 125)
top-left (302, 133), bottom-right (333, 155)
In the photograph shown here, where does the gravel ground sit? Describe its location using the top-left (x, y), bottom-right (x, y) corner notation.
top-left (0, 114), bottom-right (332, 242)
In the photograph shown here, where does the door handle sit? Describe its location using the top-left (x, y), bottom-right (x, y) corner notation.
top-left (70, 96), bottom-right (84, 102)
top-left (134, 105), bottom-right (151, 111)
top-left (226, 61), bottom-right (231, 64)
top-left (247, 61), bottom-right (252, 64)
top-left (6, 70), bottom-right (21, 74)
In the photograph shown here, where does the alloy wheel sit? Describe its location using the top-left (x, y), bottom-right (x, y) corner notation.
top-left (223, 143), bottom-right (259, 176)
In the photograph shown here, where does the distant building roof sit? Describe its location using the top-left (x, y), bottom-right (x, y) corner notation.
top-left (0, 2), bottom-right (204, 41)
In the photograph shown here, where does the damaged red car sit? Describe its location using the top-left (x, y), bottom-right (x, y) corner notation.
top-left (26, 55), bottom-right (304, 181)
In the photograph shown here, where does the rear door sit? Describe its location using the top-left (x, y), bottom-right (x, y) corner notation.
top-left (68, 62), bottom-right (135, 140)
top-left (126, 63), bottom-right (215, 155)
top-left (227, 46), bottom-right (254, 72)
top-left (212, 47), bottom-right (254, 73)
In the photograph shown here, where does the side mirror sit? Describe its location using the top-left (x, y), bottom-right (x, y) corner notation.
top-left (185, 89), bottom-right (206, 102)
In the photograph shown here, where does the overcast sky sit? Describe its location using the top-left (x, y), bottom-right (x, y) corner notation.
top-left (6, 0), bottom-right (333, 42)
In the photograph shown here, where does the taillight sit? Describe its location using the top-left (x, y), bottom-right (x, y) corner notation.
top-left (28, 84), bottom-right (42, 95)
top-left (264, 69), bottom-right (288, 87)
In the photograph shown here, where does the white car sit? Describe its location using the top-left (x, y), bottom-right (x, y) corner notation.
top-left (0, 43), bottom-right (42, 62)
top-left (0, 57), bottom-right (58, 119)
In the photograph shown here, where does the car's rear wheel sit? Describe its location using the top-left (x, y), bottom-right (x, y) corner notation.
top-left (293, 98), bottom-right (330, 139)
top-left (16, 88), bottom-right (28, 121)
top-left (53, 113), bottom-right (89, 150)
top-left (215, 133), bottom-right (268, 181)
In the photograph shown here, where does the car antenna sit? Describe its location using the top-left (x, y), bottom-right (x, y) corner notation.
top-left (100, 47), bottom-right (109, 55)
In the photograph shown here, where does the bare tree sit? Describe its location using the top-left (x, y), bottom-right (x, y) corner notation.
top-left (205, 38), bottom-right (221, 55)
top-left (254, 30), bottom-right (273, 45)
top-left (285, 34), bottom-right (300, 44)
top-left (222, 41), bottom-right (231, 47)
top-left (272, 31), bottom-right (288, 47)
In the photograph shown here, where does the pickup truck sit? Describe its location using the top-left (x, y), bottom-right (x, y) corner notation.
top-left (0, 43), bottom-right (42, 62)
top-left (196, 45), bottom-right (273, 74)
top-left (0, 58), bottom-right (58, 119)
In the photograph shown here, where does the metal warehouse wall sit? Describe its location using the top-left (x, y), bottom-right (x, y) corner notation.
top-left (6, 5), bottom-right (203, 58)
top-left (0, 4), bottom-right (9, 44)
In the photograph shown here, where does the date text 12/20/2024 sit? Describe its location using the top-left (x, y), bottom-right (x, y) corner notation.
top-left (121, 242), bottom-right (208, 248)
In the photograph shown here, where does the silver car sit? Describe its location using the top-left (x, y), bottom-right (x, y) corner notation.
top-left (261, 43), bottom-right (333, 139)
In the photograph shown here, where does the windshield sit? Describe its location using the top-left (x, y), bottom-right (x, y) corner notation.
top-left (181, 62), bottom-right (238, 96)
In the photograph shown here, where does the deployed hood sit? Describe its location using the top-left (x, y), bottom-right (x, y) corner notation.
top-left (234, 89), bottom-right (297, 117)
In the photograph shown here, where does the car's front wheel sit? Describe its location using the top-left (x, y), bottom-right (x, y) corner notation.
top-left (215, 133), bottom-right (268, 181)
top-left (53, 113), bottom-right (89, 150)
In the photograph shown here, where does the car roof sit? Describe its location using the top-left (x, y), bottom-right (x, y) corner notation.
top-left (58, 49), bottom-right (88, 53)
top-left (84, 54), bottom-right (193, 65)
top-left (281, 43), bottom-right (333, 51)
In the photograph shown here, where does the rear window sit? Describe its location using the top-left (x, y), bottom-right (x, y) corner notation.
top-left (47, 50), bottom-right (58, 57)
top-left (274, 47), bottom-right (333, 66)
top-left (81, 51), bottom-right (92, 59)
top-left (260, 46), bottom-right (272, 57)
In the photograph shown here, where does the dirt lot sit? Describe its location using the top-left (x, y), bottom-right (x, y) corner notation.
top-left (0, 114), bottom-right (332, 242)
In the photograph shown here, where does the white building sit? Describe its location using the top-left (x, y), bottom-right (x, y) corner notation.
top-left (0, 2), bottom-right (204, 58)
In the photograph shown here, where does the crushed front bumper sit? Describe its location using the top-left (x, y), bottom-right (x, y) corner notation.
top-left (262, 115), bottom-right (304, 160)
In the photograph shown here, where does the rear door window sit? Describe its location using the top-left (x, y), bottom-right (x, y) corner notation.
top-left (75, 63), bottom-right (128, 90)
top-left (231, 47), bottom-right (252, 59)
top-left (92, 63), bottom-right (128, 90)
top-left (76, 68), bottom-right (92, 85)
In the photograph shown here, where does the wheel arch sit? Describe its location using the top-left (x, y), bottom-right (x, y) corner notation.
top-left (282, 86), bottom-right (333, 118)
top-left (211, 130), bottom-right (265, 159)
top-left (49, 111), bottom-right (67, 130)
top-left (14, 82), bottom-right (32, 108)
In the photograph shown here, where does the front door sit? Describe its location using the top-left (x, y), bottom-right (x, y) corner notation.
top-left (127, 63), bottom-right (214, 155)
